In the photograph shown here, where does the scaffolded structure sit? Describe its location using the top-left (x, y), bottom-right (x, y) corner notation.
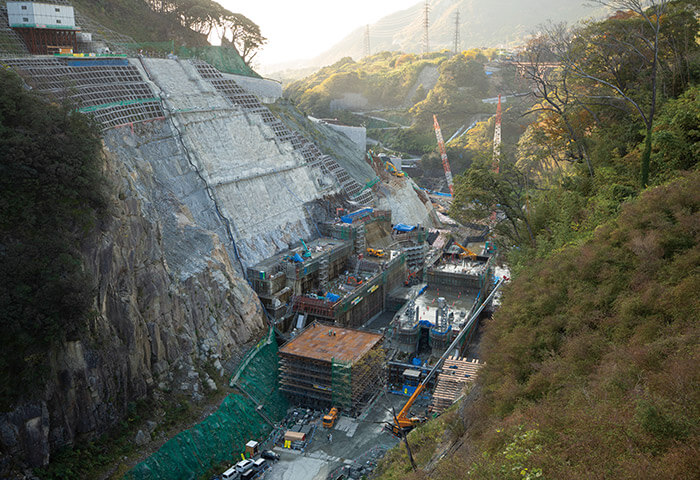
top-left (278, 322), bottom-right (384, 415)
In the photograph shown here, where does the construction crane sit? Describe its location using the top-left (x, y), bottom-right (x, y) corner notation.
top-left (389, 279), bottom-right (504, 436)
top-left (300, 238), bottom-right (312, 258)
top-left (453, 241), bottom-right (477, 259)
top-left (492, 94), bottom-right (502, 173)
top-left (432, 115), bottom-right (454, 196)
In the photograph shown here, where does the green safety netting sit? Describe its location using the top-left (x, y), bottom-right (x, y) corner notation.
top-left (125, 328), bottom-right (288, 480)
top-left (114, 42), bottom-right (260, 78)
top-left (178, 45), bottom-right (260, 78)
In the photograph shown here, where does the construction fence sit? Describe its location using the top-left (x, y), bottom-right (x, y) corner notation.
top-left (124, 328), bottom-right (288, 480)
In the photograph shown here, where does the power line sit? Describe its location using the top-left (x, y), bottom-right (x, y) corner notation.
top-left (453, 10), bottom-right (460, 54)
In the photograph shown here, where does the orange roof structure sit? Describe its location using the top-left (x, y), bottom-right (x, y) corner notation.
top-left (279, 322), bottom-right (383, 364)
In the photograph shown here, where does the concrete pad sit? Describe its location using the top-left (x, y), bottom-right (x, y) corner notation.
top-left (265, 455), bottom-right (329, 480)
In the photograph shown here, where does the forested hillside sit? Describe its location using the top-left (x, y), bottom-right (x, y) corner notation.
top-left (285, 48), bottom-right (510, 166)
top-left (68, 0), bottom-right (265, 64)
top-left (375, 1), bottom-right (699, 478)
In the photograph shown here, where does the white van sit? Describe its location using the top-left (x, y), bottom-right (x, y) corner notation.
top-left (235, 459), bottom-right (254, 473)
top-left (221, 465), bottom-right (237, 480)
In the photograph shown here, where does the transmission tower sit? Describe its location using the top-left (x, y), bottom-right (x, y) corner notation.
top-left (422, 1), bottom-right (430, 55)
top-left (363, 24), bottom-right (370, 58)
top-left (453, 10), bottom-right (460, 54)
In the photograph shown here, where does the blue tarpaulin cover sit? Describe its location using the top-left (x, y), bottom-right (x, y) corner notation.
top-left (325, 293), bottom-right (341, 302)
top-left (393, 223), bottom-right (416, 232)
top-left (341, 207), bottom-right (373, 224)
top-left (292, 253), bottom-right (304, 263)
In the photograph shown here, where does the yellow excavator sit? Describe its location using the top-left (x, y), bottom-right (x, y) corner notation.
top-left (453, 241), bottom-right (477, 260)
top-left (389, 280), bottom-right (505, 436)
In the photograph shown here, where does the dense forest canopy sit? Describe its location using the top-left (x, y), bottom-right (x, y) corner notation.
top-left (0, 70), bottom-right (107, 409)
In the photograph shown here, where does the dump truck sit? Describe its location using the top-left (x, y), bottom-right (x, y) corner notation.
top-left (322, 407), bottom-right (338, 428)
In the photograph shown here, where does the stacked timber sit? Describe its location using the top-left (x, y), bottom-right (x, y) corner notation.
top-left (429, 356), bottom-right (482, 413)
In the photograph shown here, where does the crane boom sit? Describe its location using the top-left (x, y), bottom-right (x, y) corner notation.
top-left (391, 279), bottom-right (505, 434)
top-left (453, 241), bottom-right (477, 259)
top-left (433, 115), bottom-right (454, 196)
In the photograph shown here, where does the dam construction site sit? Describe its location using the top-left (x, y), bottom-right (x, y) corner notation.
top-left (0, 2), bottom-right (510, 479)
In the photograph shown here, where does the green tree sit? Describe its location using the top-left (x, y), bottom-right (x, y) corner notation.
top-left (0, 70), bottom-right (106, 409)
top-left (552, 0), bottom-right (699, 187)
top-left (451, 157), bottom-right (536, 249)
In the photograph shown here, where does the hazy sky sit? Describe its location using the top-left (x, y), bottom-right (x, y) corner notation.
top-left (217, 1), bottom-right (419, 68)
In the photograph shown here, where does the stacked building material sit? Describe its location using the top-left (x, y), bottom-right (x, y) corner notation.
top-left (429, 356), bottom-right (482, 413)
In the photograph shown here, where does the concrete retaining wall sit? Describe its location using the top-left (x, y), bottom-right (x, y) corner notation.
top-left (222, 73), bottom-right (282, 103)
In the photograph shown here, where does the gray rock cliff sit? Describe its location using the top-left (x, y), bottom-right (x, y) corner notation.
top-left (0, 123), bottom-right (265, 471)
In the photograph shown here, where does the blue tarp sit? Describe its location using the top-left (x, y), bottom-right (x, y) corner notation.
top-left (393, 223), bottom-right (416, 232)
top-left (420, 188), bottom-right (452, 198)
top-left (292, 253), bottom-right (304, 263)
top-left (325, 293), bottom-right (341, 303)
top-left (67, 59), bottom-right (129, 67)
top-left (341, 207), bottom-right (373, 224)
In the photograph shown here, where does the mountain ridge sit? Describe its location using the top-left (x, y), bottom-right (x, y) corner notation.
top-left (264, 0), bottom-right (605, 77)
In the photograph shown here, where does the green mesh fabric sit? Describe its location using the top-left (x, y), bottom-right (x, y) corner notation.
top-left (112, 42), bottom-right (260, 78)
top-left (178, 46), bottom-right (260, 78)
top-left (125, 328), bottom-right (288, 480)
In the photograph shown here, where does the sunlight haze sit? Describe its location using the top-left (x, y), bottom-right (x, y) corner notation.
top-left (217, 0), bottom-right (419, 69)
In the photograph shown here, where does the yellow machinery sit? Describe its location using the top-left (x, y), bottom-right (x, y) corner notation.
top-left (453, 241), bottom-right (477, 259)
top-left (322, 407), bottom-right (338, 428)
top-left (385, 160), bottom-right (406, 177)
top-left (389, 280), bottom-right (505, 436)
top-left (366, 248), bottom-right (386, 258)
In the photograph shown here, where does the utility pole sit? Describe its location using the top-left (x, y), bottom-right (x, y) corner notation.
top-left (453, 10), bottom-right (460, 54)
top-left (423, 0), bottom-right (430, 55)
top-left (363, 24), bottom-right (371, 58)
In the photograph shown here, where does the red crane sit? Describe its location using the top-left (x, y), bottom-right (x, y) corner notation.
top-left (432, 114), bottom-right (454, 196)
top-left (492, 94), bottom-right (502, 173)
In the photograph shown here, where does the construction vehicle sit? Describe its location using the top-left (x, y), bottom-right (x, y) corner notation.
top-left (300, 238), bottom-right (312, 258)
top-left (322, 407), bottom-right (339, 428)
top-left (453, 241), bottom-right (477, 260)
top-left (389, 280), bottom-right (504, 436)
top-left (384, 160), bottom-right (406, 177)
top-left (432, 115), bottom-right (454, 196)
top-left (366, 247), bottom-right (386, 257)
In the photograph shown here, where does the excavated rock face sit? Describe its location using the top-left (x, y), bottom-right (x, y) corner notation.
top-left (0, 125), bottom-right (265, 471)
